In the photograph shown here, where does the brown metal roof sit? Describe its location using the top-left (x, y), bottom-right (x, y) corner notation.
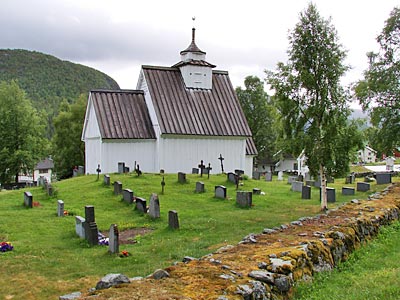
top-left (172, 59), bottom-right (216, 68)
top-left (246, 137), bottom-right (258, 155)
top-left (142, 66), bottom-right (252, 137)
top-left (90, 89), bottom-right (156, 139)
top-left (180, 28), bottom-right (206, 55)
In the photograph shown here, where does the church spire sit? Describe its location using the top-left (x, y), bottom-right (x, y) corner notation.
top-left (180, 27), bottom-right (206, 55)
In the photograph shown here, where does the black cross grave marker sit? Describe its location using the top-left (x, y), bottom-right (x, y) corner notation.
top-left (135, 164), bottom-right (142, 177)
top-left (96, 164), bottom-right (101, 181)
top-left (206, 163), bottom-right (212, 179)
top-left (198, 160), bottom-right (206, 177)
top-left (161, 176), bottom-right (165, 194)
top-left (218, 154), bottom-right (224, 173)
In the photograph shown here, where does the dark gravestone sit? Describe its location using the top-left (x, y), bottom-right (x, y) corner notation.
top-left (108, 224), bottom-right (119, 254)
top-left (297, 175), bottom-right (304, 182)
top-left (198, 160), bottom-right (206, 177)
top-left (301, 185), bottom-right (311, 199)
top-left (306, 180), bottom-right (315, 187)
top-left (122, 189), bottom-right (134, 204)
top-left (357, 182), bottom-right (370, 192)
top-left (168, 210), bottom-right (179, 229)
top-left (124, 166), bottom-right (130, 173)
top-left (203, 168), bottom-right (210, 175)
top-left (118, 162), bottom-right (125, 174)
top-left (253, 188), bottom-right (261, 195)
top-left (148, 193), bottom-right (160, 219)
top-left (375, 173), bottom-right (392, 185)
top-left (86, 222), bottom-right (98, 246)
top-left (178, 172), bottom-right (186, 184)
top-left (135, 197), bottom-right (147, 213)
top-left (192, 168), bottom-right (199, 174)
top-left (57, 200), bottom-right (64, 217)
top-left (47, 184), bottom-right (53, 196)
top-left (342, 187), bottom-right (355, 195)
top-left (24, 191), bottom-right (33, 208)
top-left (114, 181), bottom-right (122, 195)
top-left (215, 185), bottom-right (227, 199)
top-left (320, 187), bottom-right (336, 203)
top-left (235, 169), bottom-right (245, 176)
top-left (314, 179), bottom-right (322, 188)
top-left (345, 175), bottom-right (353, 184)
top-left (265, 172), bottom-right (272, 182)
top-left (85, 205), bottom-right (95, 223)
top-left (252, 171), bottom-right (261, 180)
top-left (196, 181), bottom-right (205, 193)
top-left (227, 172), bottom-right (237, 184)
top-left (291, 181), bottom-right (303, 192)
top-left (104, 174), bottom-right (110, 186)
top-left (236, 191), bottom-right (252, 208)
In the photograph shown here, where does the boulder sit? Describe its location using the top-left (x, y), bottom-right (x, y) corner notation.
top-left (95, 273), bottom-right (130, 290)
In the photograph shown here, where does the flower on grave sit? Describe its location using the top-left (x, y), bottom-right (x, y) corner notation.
top-left (120, 250), bottom-right (129, 257)
top-left (98, 232), bottom-right (109, 246)
top-left (33, 201), bottom-right (40, 207)
top-left (0, 242), bottom-right (14, 252)
top-left (63, 210), bottom-right (69, 216)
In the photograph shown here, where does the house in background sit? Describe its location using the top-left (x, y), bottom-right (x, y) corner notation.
top-left (273, 150), bottom-right (298, 173)
top-left (82, 28), bottom-right (257, 175)
top-left (33, 157), bottom-right (54, 184)
top-left (357, 145), bottom-right (377, 164)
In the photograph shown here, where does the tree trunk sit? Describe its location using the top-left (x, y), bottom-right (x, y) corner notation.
top-left (15, 172), bottom-right (19, 184)
top-left (320, 164), bottom-right (327, 211)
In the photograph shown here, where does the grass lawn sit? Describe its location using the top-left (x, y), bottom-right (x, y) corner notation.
top-left (293, 221), bottom-right (400, 300)
top-left (0, 173), bottom-right (397, 299)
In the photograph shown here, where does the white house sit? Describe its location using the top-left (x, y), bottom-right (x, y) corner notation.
top-left (273, 150), bottom-right (297, 173)
top-left (358, 146), bottom-right (377, 163)
top-left (33, 157), bottom-right (54, 184)
top-left (82, 28), bottom-right (257, 175)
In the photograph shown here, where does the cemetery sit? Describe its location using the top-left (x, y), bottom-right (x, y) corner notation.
top-left (0, 171), bottom-right (399, 300)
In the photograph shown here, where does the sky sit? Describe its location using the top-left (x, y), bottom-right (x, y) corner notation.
top-left (1, 0), bottom-right (398, 94)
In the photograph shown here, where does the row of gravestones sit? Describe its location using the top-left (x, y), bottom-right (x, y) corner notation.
top-left (37, 176), bottom-right (54, 196)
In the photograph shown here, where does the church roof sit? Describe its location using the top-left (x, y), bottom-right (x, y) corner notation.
top-left (142, 65), bottom-right (252, 137)
top-left (90, 89), bottom-right (156, 139)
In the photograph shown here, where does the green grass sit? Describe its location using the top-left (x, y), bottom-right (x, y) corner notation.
top-left (293, 221), bottom-right (400, 300)
top-left (0, 173), bottom-right (397, 299)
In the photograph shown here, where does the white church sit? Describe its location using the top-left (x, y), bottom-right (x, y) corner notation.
top-left (81, 28), bottom-right (257, 175)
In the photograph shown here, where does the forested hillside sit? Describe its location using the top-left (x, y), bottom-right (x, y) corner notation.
top-left (0, 49), bottom-right (119, 137)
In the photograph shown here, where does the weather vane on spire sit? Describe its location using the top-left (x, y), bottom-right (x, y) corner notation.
top-left (192, 16), bottom-right (196, 28)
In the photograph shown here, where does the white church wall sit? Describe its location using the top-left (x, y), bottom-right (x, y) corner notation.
top-left (245, 155), bottom-right (254, 177)
top-left (158, 136), bottom-right (247, 175)
top-left (82, 96), bottom-right (101, 139)
top-left (100, 140), bottom-right (157, 174)
top-left (85, 137), bottom-right (102, 174)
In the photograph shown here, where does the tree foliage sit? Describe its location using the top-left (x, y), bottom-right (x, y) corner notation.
top-left (266, 3), bottom-right (362, 209)
top-left (52, 94), bottom-right (87, 179)
top-left (354, 7), bottom-right (400, 154)
top-left (0, 49), bottom-right (120, 138)
top-left (0, 81), bottom-right (49, 184)
top-left (236, 76), bottom-right (279, 161)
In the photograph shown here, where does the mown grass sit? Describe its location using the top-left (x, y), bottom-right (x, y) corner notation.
top-left (293, 221), bottom-right (400, 300)
top-left (0, 173), bottom-right (397, 299)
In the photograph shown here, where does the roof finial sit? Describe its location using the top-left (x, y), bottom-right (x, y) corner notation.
top-left (192, 17), bottom-right (196, 43)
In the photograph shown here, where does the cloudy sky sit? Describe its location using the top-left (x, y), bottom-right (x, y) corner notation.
top-left (1, 0), bottom-right (398, 92)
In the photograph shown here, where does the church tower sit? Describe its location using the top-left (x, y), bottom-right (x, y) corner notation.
top-left (173, 28), bottom-right (216, 90)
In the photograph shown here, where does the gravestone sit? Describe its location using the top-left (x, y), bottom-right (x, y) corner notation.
top-left (122, 189), bottom-right (134, 204)
top-left (118, 162), bottom-right (125, 174)
top-left (198, 160), bottom-right (206, 177)
top-left (326, 176), bottom-right (335, 183)
top-left (287, 176), bottom-right (297, 184)
top-left (85, 205), bottom-right (95, 223)
top-left (178, 172), bottom-right (186, 183)
top-left (161, 176), bottom-right (166, 194)
top-left (301, 185), bottom-right (311, 199)
top-left (104, 174), bottom-right (110, 186)
top-left (168, 210), bottom-right (179, 229)
top-left (297, 174), bottom-right (304, 182)
top-left (114, 181), bottom-right (122, 195)
top-left (47, 184), bottom-right (53, 196)
top-left (135, 197), bottom-right (147, 213)
top-left (235, 169), bottom-right (245, 176)
top-left (252, 188), bottom-right (261, 195)
top-left (78, 166), bottom-right (84, 175)
top-left (236, 191), bottom-right (252, 208)
top-left (306, 180), bottom-right (315, 187)
top-left (218, 154), bottom-right (225, 173)
top-left (345, 175), bottom-right (353, 184)
top-left (265, 172), bottom-right (272, 181)
top-left (192, 168), bottom-right (199, 174)
top-left (291, 181), bottom-right (303, 192)
top-left (205, 163), bottom-right (212, 179)
top-left (342, 187), bottom-right (355, 195)
top-left (196, 181), bottom-right (205, 193)
top-left (108, 224), bottom-right (119, 254)
top-left (227, 172), bottom-right (237, 184)
top-left (320, 187), bottom-right (336, 203)
top-left (357, 182), bottom-right (370, 192)
top-left (277, 171), bottom-right (284, 181)
top-left (375, 173), bottom-right (392, 185)
top-left (24, 191), bottom-right (33, 208)
top-left (148, 193), bottom-right (160, 219)
top-left (314, 178), bottom-right (322, 188)
top-left (215, 185), bottom-right (227, 199)
top-left (72, 169), bottom-right (78, 177)
top-left (96, 164), bottom-right (102, 180)
top-left (252, 171), bottom-right (261, 180)
top-left (124, 166), bottom-right (130, 173)
top-left (75, 216), bottom-right (86, 239)
top-left (57, 200), bottom-right (64, 217)
top-left (304, 172), bottom-right (311, 181)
